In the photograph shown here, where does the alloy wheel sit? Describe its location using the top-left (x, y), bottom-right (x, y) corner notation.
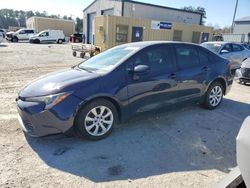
top-left (209, 86), bottom-right (222, 107)
top-left (84, 106), bottom-right (114, 136)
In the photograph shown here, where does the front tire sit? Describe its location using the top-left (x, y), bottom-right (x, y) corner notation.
top-left (12, 37), bottom-right (18, 42)
top-left (75, 99), bottom-right (118, 140)
top-left (203, 82), bottom-right (224, 110)
top-left (57, 39), bottom-right (63, 44)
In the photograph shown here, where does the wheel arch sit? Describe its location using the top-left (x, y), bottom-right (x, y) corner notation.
top-left (208, 77), bottom-right (227, 95)
top-left (74, 95), bottom-right (123, 124)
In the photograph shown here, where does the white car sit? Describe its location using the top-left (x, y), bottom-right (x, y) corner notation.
top-left (6, 28), bottom-right (35, 42)
top-left (201, 42), bottom-right (250, 66)
top-left (29, 30), bottom-right (65, 44)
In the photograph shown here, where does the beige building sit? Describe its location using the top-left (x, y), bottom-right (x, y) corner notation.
top-left (94, 16), bottom-right (213, 50)
top-left (26, 16), bottom-right (75, 36)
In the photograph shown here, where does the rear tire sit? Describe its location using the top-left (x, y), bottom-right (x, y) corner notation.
top-left (203, 82), bottom-right (224, 110)
top-left (34, 39), bottom-right (40, 44)
top-left (72, 51), bottom-right (77, 57)
top-left (75, 99), bottom-right (118, 140)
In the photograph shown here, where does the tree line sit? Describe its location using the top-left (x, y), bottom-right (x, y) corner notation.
top-left (0, 9), bottom-right (83, 32)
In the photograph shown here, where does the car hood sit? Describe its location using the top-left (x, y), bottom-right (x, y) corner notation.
top-left (242, 58), bottom-right (250, 69)
top-left (6, 31), bottom-right (14, 35)
top-left (19, 68), bottom-right (100, 97)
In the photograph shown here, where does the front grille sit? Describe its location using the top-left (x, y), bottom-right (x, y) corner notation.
top-left (241, 68), bottom-right (250, 77)
top-left (23, 120), bottom-right (34, 133)
top-left (6, 34), bottom-right (12, 38)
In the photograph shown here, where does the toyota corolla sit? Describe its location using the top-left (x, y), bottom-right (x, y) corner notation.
top-left (16, 41), bottom-right (234, 140)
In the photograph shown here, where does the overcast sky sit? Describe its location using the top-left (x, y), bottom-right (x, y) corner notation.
top-left (1, 0), bottom-right (249, 28)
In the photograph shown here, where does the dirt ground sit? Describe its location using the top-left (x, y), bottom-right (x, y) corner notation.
top-left (0, 42), bottom-right (249, 188)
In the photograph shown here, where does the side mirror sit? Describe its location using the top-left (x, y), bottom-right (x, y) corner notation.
top-left (134, 65), bottom-right (150, 74)
top-left (220, 49), bottom-right (229, 54)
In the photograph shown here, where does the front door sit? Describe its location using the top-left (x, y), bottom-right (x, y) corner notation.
top-left (132, 27), bottom-right (143, 42)
top-left (126, 44), bottom-right (179, 113)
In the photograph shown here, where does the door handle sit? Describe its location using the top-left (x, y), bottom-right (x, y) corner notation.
top-left (202, 66), bottom-right (209, 72)
top-left (169, 73), bottom-right (176, 79)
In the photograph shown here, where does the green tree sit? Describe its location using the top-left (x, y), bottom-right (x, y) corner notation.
top-left (183, 6), bottom-right (207, 25)
top-left (75, 17), bottom-right (83, 32)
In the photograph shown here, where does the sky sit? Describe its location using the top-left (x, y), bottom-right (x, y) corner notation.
top-left (0, 0), bottom-right (249, 28)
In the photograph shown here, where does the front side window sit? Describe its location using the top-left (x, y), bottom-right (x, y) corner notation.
top-left (221, 44), bottom-right (232, 52)
top-left (39, 32), bottom-right (49, 37)
top-left (19, 30), bottom-right (25, 34)
top-left (131, 45), bottom-right (175, 74)
top-left (175, 44), bottom-right (200, 69)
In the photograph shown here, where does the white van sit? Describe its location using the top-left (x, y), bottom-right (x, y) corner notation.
top-left (29, 30), bottom-right (65, 44)
top-left (6, 28), bottom-right (35, 42)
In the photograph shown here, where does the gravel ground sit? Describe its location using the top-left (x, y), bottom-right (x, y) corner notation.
top-left (0, 42), bottom-right (249, 188)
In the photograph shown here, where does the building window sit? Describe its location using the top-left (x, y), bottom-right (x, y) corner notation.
top-left (173, 30), bottom-right (183, 41)
top-left (192, 32), bottom-right (201, 43)
top-left (116, 25), bottom-right (128, 43)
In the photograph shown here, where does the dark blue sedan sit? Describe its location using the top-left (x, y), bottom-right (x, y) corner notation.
top-left (16, 41), bottom-right (234, 140)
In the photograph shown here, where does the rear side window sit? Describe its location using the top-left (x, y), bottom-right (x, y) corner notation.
top-left (175, 44), bottom-right (200, 69)
top-left (221, 44), bottom-right (232, 52)
top-left (199, 48), bottom-right (211, 65)
top-left (232, 44), bottom-right (243, 52)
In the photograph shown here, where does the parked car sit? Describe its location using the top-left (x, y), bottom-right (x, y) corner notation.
top-left (201, 42), bottom-right (250, 66)
top-left (217, 116), bottom-right (250, 188)
top-left (29, 30), bottom-right (65, 44)
top-left (5, 31), bottom-right (14, 41)
top-left (0, 33), bottom-right (3, 43)
top-left (239, 58), bottom-right (250, 84)
top-left (0, 29), bottom-right (6, 38)
top-left (70, 33), bottom-right (83, 43)
top-left (6, 28), bottom-right (35, 42)
top-left (16, 41), bottom-right (234, 140)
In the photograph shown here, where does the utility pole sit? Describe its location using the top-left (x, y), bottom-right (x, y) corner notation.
top-left (231, 0), bottom-right (239, 33)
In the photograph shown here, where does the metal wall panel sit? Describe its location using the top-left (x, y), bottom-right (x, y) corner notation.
top-left (234, 23), bottom-right (250, 34)
top-left (123, 2), bottom-right (201, 25)
top-left (26, 17), bottom-right (75, 36)
top-left (83, 0), bottom-right (122, 42)
top-left (94, 16), bottom-right (213, 50)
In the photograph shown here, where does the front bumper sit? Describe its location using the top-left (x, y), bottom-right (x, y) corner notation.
top-left (239, 68), bottom-right (250, 83)
top-left (16, 94), bottom-right (82, 137)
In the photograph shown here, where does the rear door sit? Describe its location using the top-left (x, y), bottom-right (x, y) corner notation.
top-left (231, 44), bottom-right (246, 63)
top-left (127, 44), bottom-right (179, 113)
top-left (173, 44), bottom-right (208, 100)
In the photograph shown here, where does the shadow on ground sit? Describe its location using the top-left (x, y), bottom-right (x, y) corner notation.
top-left (26, 98), bottom-right (250, 182)
top-left (0, 44), bottom-right (8, 47)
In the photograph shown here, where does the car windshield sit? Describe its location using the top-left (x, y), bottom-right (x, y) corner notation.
top-left (78, 46), bottom-right (139, 72)
top-left (201, 43), bottom-right (222, 53)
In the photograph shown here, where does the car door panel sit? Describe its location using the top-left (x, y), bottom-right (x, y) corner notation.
top-left (174, 44), bottom-right (208, 100)
top-left (126, 44), bottom-right (179, 113)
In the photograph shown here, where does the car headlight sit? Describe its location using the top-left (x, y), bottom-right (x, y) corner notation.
top-left (24, 92), bottom-right (71, 109)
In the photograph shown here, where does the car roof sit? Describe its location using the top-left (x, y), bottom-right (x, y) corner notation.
top-left (117, 41), bottom-right (201, 48)
top-left (202, 41), bottom-right (245, 45)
